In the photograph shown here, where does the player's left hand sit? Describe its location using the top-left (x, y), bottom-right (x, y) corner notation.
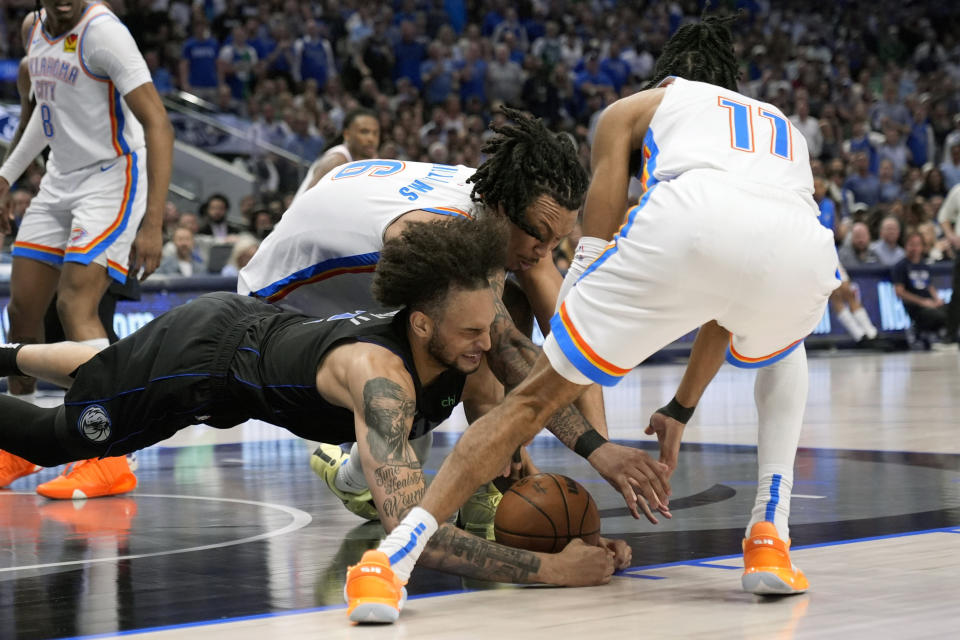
top-left (644, 411), bottom-right (686, 477)
top-left (130, 223), bottom-right (163, 280)
top-left (597, 536), bottom-right (632, 570)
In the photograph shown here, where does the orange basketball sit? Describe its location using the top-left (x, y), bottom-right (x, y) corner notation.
top-left (494, 473), bottom-right (600, 553)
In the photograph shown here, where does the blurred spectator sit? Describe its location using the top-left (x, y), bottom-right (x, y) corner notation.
top-left (158, 226), bottom-right (207, 277)
top-left (162, 201), bottom-right (181, 243)
top-left (942, 141), bottom-right (960, 190)
top-left (600, 40), bottom-right (631, 94)
top-left (220, 237), bottom-right (261, 277)
top-left (198, 194), bottom-right (245, 241)
top-left (574, 51), bottom-right (615, 113)
top-left (394, 20), bottom-right (427, 88)
top-left (250, 209), bottom-right (276, 240)
top-left (906, 99), bottom-right (935, 168)
top-left (877, 124), bottom-right (911, 179)
top-left (456, 42), bottom-right (487, 104)
top-left (917, 221), bottom-right (951, 264)
top-left (219, 25), bottom-right (259, 100)
top-left (877, 159), bottom-right (903, 204)
top-left (486, 43), bottom-right (524, 106)
top-left (179, 20), bottom-right (219, 99)
top-left (891, 232), bottom-right (948, 345)
top-left (145, 49), bottom-right (174, 95)
top-left (870, 81), bottom-right (910, 133)
top-left (871, 216), bottom-right (906, 266)
top-left (937, 183), bottom-right (960, 344)
top-left (421, 41), bottom-right (456, 106)
top-left (844, 121), bottom-right (879, 174)
top-left (813, 177), bottom-right (839, 243)
top-left (531, 20), bottom-right (562, 69)
top-left (838, 222), bottom-right (880, 267)
top-left (844, 152), bottom-right (881, 207)
top-left (284, 108), bottom-right (326, 161)
top-left (790, 99), bottom-right (822, 159)
top-left (250, 102), bottom-right (290, 150)
top-left (261, 23), bottom-right (297, 87)
top-left (918, 167), bottom-right (948, 199)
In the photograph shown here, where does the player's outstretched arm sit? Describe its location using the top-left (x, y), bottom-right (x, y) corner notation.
top-left (346, 350), bottom-right (615, 585)
top-left (646, 320), bottom-right (729, 476)
top-left (484, 273), bottom-right (610, 444)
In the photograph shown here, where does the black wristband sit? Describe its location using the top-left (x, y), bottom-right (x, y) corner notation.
top-left (657, 396), bottom-right (695, 424)
top-left (574, 429), bottom-right (608, 459)
top-left (0, 343), bottom-right (25, 377)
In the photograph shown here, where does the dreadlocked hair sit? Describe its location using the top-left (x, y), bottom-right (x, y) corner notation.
top-left (644, 9), bottom-right (741, 92)
top-left (467, 107), bottom-right (587, 241)
top-left (372, 216), bottom-right (508, 316)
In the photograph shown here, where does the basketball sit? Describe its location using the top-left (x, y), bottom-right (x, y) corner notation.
top-left (494, 473), bottom-right (601, 553)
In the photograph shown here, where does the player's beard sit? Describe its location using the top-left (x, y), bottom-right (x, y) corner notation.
top-left (427, 332), bottom-right (481, 376)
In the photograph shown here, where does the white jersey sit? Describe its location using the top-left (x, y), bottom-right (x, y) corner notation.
top-left (26, 2), bottom-right (151, 173)
top-left (637, 77), bottom-right (814, 199)
top-left (239, 159), bottom-right (479, 316)
top-left (294, 143), bottom-right (353, 199)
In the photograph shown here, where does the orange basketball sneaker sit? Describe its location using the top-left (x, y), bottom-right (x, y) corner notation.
top-left (345, 550), bottom-right (407, 624)
top-left (36, 456), bottom-right (137, 500)
top-left (0, 450), bottom-right (41, 487)
top-left (742, 521), bottom-right (809, 595)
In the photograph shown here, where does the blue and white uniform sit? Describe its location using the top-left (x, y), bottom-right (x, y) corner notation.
top-left (16, 2), bottom-right (151, 282)
top-left (239, 159), bottom-right (478, 317)
top-left (545, 78), bottom-right (840, 385)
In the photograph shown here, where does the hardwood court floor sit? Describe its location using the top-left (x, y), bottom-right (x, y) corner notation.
top-left (2, 350), bottom-right (959, 639)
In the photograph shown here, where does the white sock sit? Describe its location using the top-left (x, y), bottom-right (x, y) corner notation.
top-left (80, 338), bottom-right (110, 352)
top-left (747, 345), bottom-right (808, 541)
top-left (334, 443), bottom-right (370, 494)
top-left (836, 308), bottom-right (866, 341)
top-left (376, 507), bottom-right (439, 582)
top-left (852, 307), bottom-right (878, 339)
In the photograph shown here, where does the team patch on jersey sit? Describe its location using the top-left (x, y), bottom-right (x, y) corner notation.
top-left (78, 405), bottom-right (112, 442)
top-left (64, 34), bottom-right (78, 53)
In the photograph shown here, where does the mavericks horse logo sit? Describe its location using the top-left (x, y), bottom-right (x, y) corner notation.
top-left (78, 405), bottom-right (112, 442)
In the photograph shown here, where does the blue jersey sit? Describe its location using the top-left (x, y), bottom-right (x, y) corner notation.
top-left (817, 198), bottom-right (835, 232)
top-left (182, 37), bottom-right (219, 88)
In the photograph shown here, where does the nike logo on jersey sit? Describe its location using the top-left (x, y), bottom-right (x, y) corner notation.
top-left (100, 161), bottom-right (118, 172)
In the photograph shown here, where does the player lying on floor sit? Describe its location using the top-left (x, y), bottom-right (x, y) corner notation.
top-left (0, 217), bottom-right (628, 586)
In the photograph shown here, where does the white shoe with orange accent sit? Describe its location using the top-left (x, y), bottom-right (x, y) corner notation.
top-left (742, 521), bottom-right (809, 595)
top-left (345, 550), bottom-right (407, 624)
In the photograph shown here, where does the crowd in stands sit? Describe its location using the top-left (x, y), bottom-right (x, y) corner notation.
top-left (2, 0), bottom-right (960, 292)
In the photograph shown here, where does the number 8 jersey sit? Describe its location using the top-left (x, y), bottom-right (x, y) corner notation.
top-left (26, 2), bottom-right (151, 173)
top-left (637, 77), bottom-right (814, 200)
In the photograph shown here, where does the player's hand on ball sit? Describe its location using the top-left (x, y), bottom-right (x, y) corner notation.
top-left (645, 411), bottom-right (686, 477)
top-left (552, 538), bottom-right (615, 586)
top-left (597, 536), bottom-right (632, 569)
top-left (587, 442), bottom-right (671, 524)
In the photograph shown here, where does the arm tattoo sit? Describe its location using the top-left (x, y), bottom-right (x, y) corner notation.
top-left (363, 377), bottom-right (417, 465)
top-left (363, 377), bottom-right (424, 520)
top-left (421, 524), bottom-right (543, 583)
top-left (484, 275), bottom-right (594, 451)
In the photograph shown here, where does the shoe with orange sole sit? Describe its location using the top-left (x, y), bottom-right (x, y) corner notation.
top-left (742, 521), bottom-right (809, 595)
top-left (36, 456), bottom-right (137, 500)
top-left (0, 450), bottom-right (42, 488)
top-left (345, 550), bottom-right (407, 624)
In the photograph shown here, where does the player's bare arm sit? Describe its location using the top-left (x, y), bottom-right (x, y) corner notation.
top-left (423, 351), bottom-right (671, 529)
top-left (331, 344), bottom-right (613, 585)
top-left (646, 320), bottom-right (729, 475)
top-left (304, 151), bottom-right (349, 192)
top-left (581, 88), bottom-right (665, 241)
top-left (123, 83), bottom-right (173, 279)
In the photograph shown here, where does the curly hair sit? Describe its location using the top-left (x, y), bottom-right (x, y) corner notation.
top-left (467, 107), bottom-right (588, 241)
top-left (373, 216), bottom-right (508, 314)
top-left (644, 10), bottom-right (741, 92)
